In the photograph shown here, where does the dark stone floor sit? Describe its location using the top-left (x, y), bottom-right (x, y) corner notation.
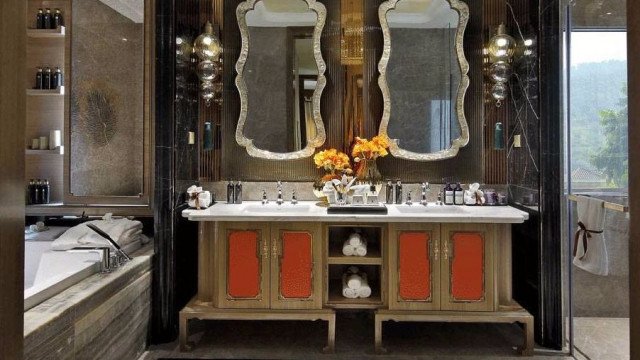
top-left (141, 313), bottom-right (571, 359)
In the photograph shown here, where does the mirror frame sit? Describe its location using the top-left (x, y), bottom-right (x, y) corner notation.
top-left (235, 0), bottom-right (327, 160)
top-left (378, 0), bottom-right (470, 161)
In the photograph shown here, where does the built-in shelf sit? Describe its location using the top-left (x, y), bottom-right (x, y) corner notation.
top-left (27, 26), bottom-right (65, 38)
top-left (327, 248), bottom-right (383, 265)
top-left (26, 146), bottom-right (64, 155)
top-left (27, 86), bottom-right (65, 96)
top-left (326, 279), bottom-right (382, 309)
top-left (25, 203), bottom-right (153, 217)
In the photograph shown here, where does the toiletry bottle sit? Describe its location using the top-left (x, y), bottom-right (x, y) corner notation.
top-left (42, 67), bottom-right (51, 90)
top-left (234, 181), bottom-right (243, 204)
top-left (35, 67), bottom-right (43, 89)
top-left (226, 181), bottom-right (235, 204)
top-left (36, 9), bottom-right (44, 29)
top-left (454, 183), bottom-right (464, 205)
top-left (444, 183), bottom-right (454, 205)
top-left (34, 179), bottom-right (43, 204)
top-left (52, 67), bottom-right (63, 89)
top-left (43, 9), bottom-right (52, 29)
top-left (42, 179), bottom-right (50, 204)
top-left (385, 180), bottom-right (394, 204)
top-left (395, 180), bottom-right (403, 205)
top-left (28, 179), bottom-right (36, 205)
top-left (53, 9), bottom-right (64, 28)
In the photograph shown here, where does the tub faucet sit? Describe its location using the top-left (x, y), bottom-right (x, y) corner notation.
top-left (86, 224), bottom-right (132, 264)
top-left (276, 181), bottom-right (284, 205)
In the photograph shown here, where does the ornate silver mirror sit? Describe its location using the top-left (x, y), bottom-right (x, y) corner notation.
top-left (235, 0), bottom-right (327, 160)
top-left (378, 0), bottom-right (470, 161)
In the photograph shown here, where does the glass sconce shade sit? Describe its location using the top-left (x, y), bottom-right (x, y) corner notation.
top-left (489, 61), bottom-right (512, 83)
top-left (194, 22), bottom-right (223, 61)
top-left (197, 60), bottom-right (221, 82)
top-left (488, 24), bottom-right (516, 62)
top-left (491, 82), bottom-right (508, 101)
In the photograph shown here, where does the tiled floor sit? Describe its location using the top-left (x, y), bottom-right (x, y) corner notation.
top-left (572, 317), bottom-right (629, 360)
top-left (141, 313), bottom-right (571, 359)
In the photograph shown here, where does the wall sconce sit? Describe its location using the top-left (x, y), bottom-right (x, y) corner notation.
top-left (193, 21), bottom-right (223, 106)
top-left (487, 24), bottom-right (515, 107)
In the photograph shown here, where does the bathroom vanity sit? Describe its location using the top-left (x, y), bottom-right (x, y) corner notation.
top-left (180, 202), bottom-right (533, 355)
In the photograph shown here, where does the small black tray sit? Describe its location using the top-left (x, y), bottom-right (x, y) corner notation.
top-left (327, 204), bottom-right (388, 214)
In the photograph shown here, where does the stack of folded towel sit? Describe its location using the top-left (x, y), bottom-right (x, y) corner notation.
top-left (342, 232), bottom-right (368, 257)
top-left (341, 266), bottom-right (372, 299)
top-left (51, 214), bottom-right (147, 251)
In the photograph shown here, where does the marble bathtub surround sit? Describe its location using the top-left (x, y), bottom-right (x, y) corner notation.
top-left (201, 181), bottom-right (507, 204)
top-left (24, 246), bottom-right (153, 360)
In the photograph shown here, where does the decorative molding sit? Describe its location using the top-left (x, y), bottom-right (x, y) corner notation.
top-left (235, 0), bottom-right (327, 160)
top-left (377, 0), bottom-right (470, 161)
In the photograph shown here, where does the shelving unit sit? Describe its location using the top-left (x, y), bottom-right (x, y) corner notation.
top-left (25, 0), bottom-right (70, 205)
top-left (324, 225), bottom-right (386, 309)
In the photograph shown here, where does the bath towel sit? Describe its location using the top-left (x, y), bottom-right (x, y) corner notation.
top-left (573, 196), bottom-right (608, 276)
top-left (51, 217), bottom-right (143, 251)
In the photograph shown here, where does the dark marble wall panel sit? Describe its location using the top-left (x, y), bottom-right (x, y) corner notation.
top-left (71, 0), bottom-right (144, 196)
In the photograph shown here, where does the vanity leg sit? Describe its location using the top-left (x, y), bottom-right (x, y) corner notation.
top-left (323, 314), bottom-right (336, 353)
top-left (518, 317), bottom-right (534, 356)
top-left (374, 315), bottom-right (387, 354)
top-left (179, 314), bottom-right (193, 352)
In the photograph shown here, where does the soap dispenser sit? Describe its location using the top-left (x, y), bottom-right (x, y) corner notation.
top-left (226, 180), bottom-right (235, 204)
top-left (385, 180), bottom-right (394, 204)
top-left (454, 183), bottom-right (464, 205)
top-left (444, 183), bottom-right (454, 205)
top-left (234, 181), bottom-right (243, 204)
top-left (395, 180), bottom-right (403, 205)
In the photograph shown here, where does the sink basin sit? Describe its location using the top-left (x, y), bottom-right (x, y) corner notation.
top-left (394, 205), bottom-right (467, 214)
top-left (241, 204), bottom-right (314, 214)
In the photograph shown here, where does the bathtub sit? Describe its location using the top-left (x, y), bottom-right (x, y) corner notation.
top-left (24, 227), bottom-right (102, 311)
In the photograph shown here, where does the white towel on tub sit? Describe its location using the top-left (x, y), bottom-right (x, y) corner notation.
top-left (573, 196), bottom-right (608, 276)
top-left (51, 218), bottom-right (143, 251)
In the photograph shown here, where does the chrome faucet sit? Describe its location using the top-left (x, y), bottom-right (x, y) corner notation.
top-left (261, 190), bottom-right (269, 204)
top-left (420, 182), bottom-right (430, 206)
top-left (405, 191), bottom-right (413, 205)
top-left (70, 247), bottom-right (112, 273)
top-left (291, 190), bottom-right (298, 205)
top-left (276, 181), bottom-right (284, 205)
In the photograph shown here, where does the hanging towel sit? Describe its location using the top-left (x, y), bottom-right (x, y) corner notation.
top-left (572, 196), bottom-right (608, 276)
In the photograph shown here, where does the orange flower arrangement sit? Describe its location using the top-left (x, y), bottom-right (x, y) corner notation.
top-left (351, 135), bottom-right (390, 163)
top-left (313, 148), bottom-right (353, 182)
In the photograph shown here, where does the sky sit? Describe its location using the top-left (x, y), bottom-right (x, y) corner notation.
top-left (571, 32), bottom-right (627, 66)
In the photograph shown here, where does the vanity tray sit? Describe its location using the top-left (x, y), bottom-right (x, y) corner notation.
top-left (327, 204), bottom-right (388, 214)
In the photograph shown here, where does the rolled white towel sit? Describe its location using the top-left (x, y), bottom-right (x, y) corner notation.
top-left (347, 232), bottom-right (362, 247)
top-left (354, 240), bottom-right (368, 257)
top-left (342, 274), bottom-right (358, 298)
top-left (357, 275), bottom-right (371, 298)
top-left (342, 242), bottom-right (356, 256)
top-left (347, 273), bottom-right (362, 289)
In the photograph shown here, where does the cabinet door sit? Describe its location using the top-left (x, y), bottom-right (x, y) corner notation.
top-left (440, 224), bottom-right (495, 311)
top-left (270, 223), bottom-right (322, 309)
top-left (388, 223), bottom-right (440, 311)
top-left (218, 222), bottom-right (270, 309)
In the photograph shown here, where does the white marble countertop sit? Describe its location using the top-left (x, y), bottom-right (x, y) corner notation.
top-left (182, 201), bottom-right (529, 224)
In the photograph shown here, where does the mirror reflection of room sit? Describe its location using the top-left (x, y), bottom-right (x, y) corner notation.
top-left (385, 0), bottom-right (462, 153)
top-left (243, 0), bottom-right (319, 153)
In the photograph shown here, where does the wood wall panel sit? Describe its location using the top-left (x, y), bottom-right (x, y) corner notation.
top-left (0, 0), bottom-right (26, 357)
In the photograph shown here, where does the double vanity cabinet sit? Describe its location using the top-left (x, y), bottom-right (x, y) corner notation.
top-left (180, 202), bottom-right (534, 355)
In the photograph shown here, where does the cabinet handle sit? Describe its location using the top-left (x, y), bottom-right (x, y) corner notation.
top-left (272, 240), bottom-right (278, 258)
top-left (443, 239), bottom-right (449, 260)
top-left (262, 240), bottom-right (269, 259)
top-left (433, 240), bottom-right (439, 261)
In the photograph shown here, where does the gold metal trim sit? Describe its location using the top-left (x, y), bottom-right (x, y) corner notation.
top-left (235, 0), bottom-right (327, 160)
top-left (448, 231), bottom-right (486, 303)
top-left (377, 0), bottom-right (470, 161)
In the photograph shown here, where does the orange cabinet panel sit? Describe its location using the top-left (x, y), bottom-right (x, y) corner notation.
top-left (279, 231), bottom-right (313, 299)
top-left (227, 230), bottom-right (261, 298)
top-left (399, 232), bottom-right (431, 301)
top-left (450, 232), bottom-right (484, 301)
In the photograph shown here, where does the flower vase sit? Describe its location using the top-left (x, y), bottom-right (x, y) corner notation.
top-left (355, 159), bottom-right (382, 184)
